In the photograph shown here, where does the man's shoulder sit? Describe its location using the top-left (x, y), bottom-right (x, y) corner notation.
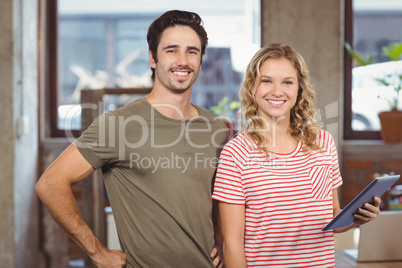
top-left (108, 97), bottom-right (148, 117)
top-left (194, 104), bottom-right (216, 118)
top-left (193, 104), bottom-right (227, 127)
top-left (85, 98), bottom-right (149, 133)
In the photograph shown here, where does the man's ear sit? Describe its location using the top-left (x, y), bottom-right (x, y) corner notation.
top-left (149, 50), bottom-right (157, 68)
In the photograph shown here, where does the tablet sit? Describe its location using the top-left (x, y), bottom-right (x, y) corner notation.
top-left (322, 175), bottom-right (400, 231)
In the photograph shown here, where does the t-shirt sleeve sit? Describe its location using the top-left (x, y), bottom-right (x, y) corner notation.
top-left (212, 143), bottom-right (246, 205)
top-left (75, 111), bottom-right (120, 169)
top-left (328, 132), bottom-right (343, 190)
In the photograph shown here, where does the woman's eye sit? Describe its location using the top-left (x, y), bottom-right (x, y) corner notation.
top-left (262, 79), bottom-right (271, 83)
top-left (284, 81), bottom-right (293, 85)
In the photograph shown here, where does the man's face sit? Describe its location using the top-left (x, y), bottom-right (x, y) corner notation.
top-left (149, 25), bottom-right (202, 93)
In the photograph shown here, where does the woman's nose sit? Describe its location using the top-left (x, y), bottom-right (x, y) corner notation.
top-left (271, 83), bottom-right (283, 97)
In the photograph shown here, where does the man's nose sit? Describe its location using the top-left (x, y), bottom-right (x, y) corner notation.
top-left (176, 52), bottom-right (189, 66)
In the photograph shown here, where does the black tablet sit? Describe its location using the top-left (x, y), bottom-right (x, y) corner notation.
top-left (322, 175), bottom-right (400, 231)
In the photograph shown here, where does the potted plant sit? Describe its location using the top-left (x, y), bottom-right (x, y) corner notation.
top-left (345, 42), bottom-right (402, 142)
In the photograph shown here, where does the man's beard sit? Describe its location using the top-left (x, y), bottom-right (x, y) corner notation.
top-left (157, 67), bottom-right (200, 93)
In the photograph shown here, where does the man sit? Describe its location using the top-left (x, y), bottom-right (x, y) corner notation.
top-left (36, 10), bottom-right (228, 268)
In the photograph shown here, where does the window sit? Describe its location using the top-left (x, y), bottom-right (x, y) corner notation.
top-left (344, 0), bottom-right (402, 139)
top-left (49, 0), bottom-right (261, 137)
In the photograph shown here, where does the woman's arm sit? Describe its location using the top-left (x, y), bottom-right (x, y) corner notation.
top-left (332, 189), bottom-right (381, 233)
top-left (219, 201), bottom-right (247, 268)
top-left (211, 200), bottom-right (223, 268)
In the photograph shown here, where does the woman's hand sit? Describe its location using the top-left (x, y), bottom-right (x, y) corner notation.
top-left (333, 195), bottom-right (382, 233)
top-left (353, 196), bottom-right (381, 225)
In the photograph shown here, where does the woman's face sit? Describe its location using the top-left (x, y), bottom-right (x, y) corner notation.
top-left (254, 57), bottom-right (299, 124)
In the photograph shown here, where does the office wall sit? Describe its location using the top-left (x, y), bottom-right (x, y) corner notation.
top-left (0, 0), bottom-right (16, 264)
top-left (341, 142), bottom-right (402, 208)
top-left (0, 0), bottom-right (41, 267)
top-left (261, 0), bottom-right (344, 147)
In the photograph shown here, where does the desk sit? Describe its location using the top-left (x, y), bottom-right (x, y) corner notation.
top-left (335, 250), bottom-right (402, 268)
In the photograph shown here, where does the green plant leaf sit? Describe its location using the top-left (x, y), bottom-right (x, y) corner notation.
top-left (344, 42), bottom-right (374, 66)
top-left (382, 42), bottom-right (402, 61)
top-left (374, 78), bottom-right (390, 87)
top-left (346, 41), bottom-right (402, 111)
top-left (209, 96), bottom-right (240, 116)
top-left (229, 101), bottom-right (240, 110)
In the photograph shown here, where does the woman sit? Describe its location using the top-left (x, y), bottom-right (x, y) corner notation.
top-left (212, 43), bottom-right (380, 267)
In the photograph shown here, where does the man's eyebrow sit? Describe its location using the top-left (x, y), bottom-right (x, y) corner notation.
top-left (188, 46), bottom-right (201, 52)
top-left (162, 44), bottom-right (179, 50)
top-left (162, 44), bottom-right (200, 52)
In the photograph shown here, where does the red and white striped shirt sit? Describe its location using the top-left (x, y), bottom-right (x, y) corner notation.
top-left (212, 130), bottom-right (342, 267)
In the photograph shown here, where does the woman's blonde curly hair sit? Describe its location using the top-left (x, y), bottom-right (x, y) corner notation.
top-left (238, 43), bottom-right (322, 154)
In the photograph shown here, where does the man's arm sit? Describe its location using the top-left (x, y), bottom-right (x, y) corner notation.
top-left (35, 143), bottom-right (126, 267)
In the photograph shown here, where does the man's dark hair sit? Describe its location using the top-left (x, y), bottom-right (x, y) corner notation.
top-left (147, 10), bottom-right (208, 80)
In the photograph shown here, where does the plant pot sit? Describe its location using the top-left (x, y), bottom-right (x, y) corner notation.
top-left (378, 111), bottom-right (402, 143)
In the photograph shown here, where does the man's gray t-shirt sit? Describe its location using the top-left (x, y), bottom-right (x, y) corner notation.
top-left (75, 98), bottom-right (228, 267)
